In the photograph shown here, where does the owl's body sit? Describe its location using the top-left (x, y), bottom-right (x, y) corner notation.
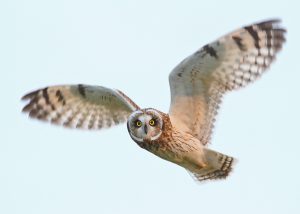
top-left (127, 108), bottom-right (234, 181)
top-left (21, 20), bottom-right (286, 182)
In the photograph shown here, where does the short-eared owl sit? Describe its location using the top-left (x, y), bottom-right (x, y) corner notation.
top-left (22, 20), bottom-right (286, 182)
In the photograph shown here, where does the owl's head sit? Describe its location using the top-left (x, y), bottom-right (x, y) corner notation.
top-left (127, 108), bottom-right (163, 143)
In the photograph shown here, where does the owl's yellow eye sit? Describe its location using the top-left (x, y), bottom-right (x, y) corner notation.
top-left (149, 119), bottom-right (155, 126)
top-left (135, 120), bottom-right (142, 127)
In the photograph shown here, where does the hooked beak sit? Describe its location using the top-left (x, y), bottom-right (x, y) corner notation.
top-left (143, 125), bottom-right (148, 134)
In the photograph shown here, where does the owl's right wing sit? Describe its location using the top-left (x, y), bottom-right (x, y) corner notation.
top-left (22, 84), bottom-right (140, 130)
top-left (168, 19), bottom-right (286, 145)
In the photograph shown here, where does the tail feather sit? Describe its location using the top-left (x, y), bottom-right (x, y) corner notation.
top-left (188, 148), bottom-right (235, 182)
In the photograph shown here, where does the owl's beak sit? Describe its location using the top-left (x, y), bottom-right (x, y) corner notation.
top-left (143, 125), bottom-right (148, 134)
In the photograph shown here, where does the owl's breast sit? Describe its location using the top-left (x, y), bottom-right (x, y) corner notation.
top-left (139, 130), bottom-right (200, 165)
top-left (130, 130), bottom-right (175, 159)
top-left (128, 113), bottom-right (204, 166)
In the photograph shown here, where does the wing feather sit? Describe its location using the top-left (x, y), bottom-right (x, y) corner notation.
top-left (169, 19), bottom-right (286, 145)
top-left (22, 84), bottom-right (140, 130)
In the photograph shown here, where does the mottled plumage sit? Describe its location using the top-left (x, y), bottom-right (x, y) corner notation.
top-left (22, 85), bottom-right (139, 129)
top-left (22, 19), bottom-right (286, 182)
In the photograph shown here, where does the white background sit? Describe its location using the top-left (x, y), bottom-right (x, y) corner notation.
top-left (1, 0), bottom-right (299, 213)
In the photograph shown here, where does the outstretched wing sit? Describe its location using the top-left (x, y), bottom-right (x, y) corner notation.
top-left (169, 19), bottom-right (286, 145)
top-left (22, 84), bottom-right (140, 130)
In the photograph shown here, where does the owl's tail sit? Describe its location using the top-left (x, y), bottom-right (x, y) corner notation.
top-left (187, 148), bottom-right (236, 182)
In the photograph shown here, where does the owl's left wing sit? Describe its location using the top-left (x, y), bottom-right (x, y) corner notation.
top-left (22, 84), bottom-right (140, 129)
top-left (169, 19), bottom-right (286, 145)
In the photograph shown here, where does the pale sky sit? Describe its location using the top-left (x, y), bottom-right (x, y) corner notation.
top-left (1, 0), bottom-right (300, 213)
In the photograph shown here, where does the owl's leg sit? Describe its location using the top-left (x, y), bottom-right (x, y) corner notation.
top-left (187, 148), bottom-right (236, 182)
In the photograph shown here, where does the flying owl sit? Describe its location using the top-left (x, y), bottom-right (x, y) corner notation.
top-left (21, 19), bottom-right (286, 182)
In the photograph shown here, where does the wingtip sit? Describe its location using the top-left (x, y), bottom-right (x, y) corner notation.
top-left (21, 90), bottom-right (39, 101)
top-left (22, 103), bottom-right (32, 113)
top-left (257, 18), bottom-right (282, 25)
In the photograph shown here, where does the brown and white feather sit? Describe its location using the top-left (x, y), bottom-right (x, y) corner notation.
top-left (22, 84), bottom-right (140, 129)
top-left (169, 19), bottom-right (286, 145)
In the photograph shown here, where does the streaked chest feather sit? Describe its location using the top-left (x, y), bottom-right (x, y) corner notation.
top-left (137, 129), bottom-right (201, 164)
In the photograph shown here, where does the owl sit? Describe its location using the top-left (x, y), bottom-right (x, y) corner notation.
top-left (22, 19), bottom-right (286, 182)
